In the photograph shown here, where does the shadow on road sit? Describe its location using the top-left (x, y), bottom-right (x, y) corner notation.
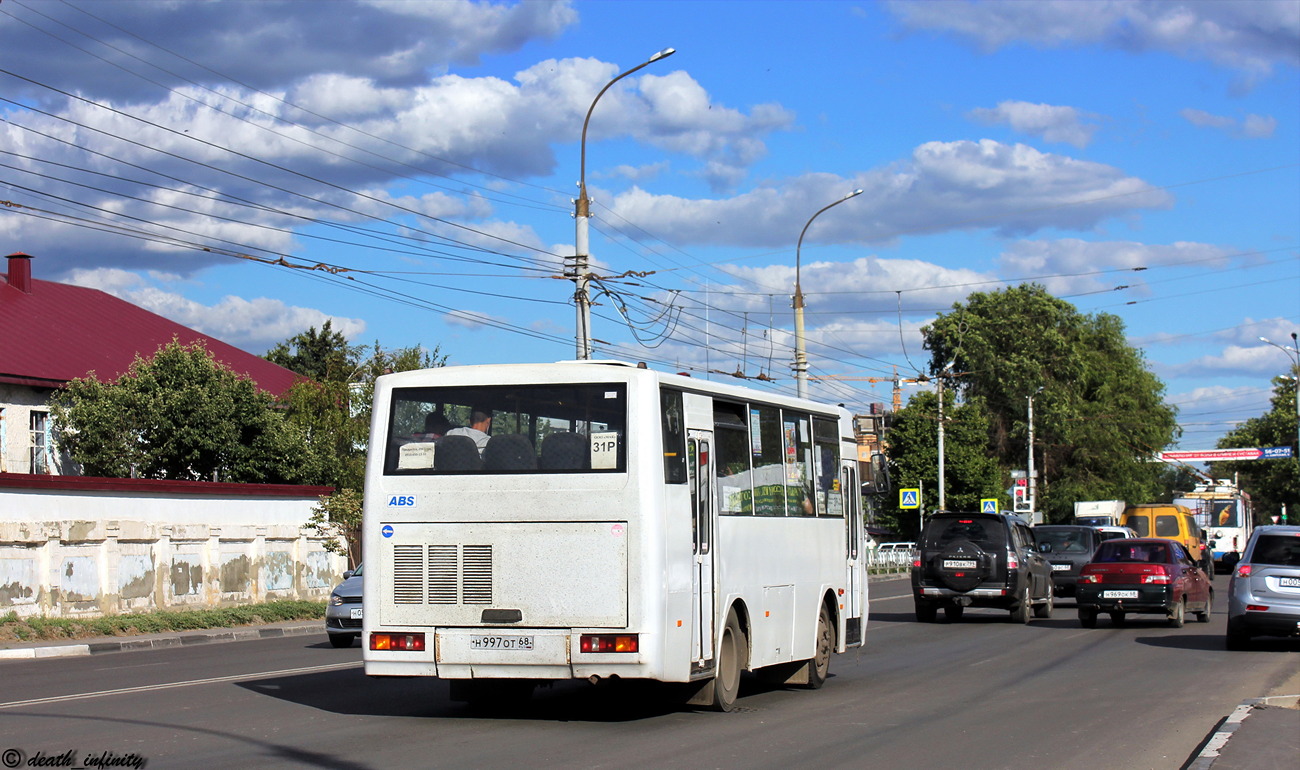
top-left (1137, 634), bottom-right (1300, 653)
top-left (234, 654), bottom-right (800, 722)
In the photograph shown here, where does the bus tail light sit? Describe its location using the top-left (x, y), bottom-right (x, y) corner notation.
top-left (580, 634), bottom-right (639, 653)
top-left (370, 632), bottom-right (426, 651)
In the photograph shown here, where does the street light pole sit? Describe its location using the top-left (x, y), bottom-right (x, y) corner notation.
top-left (936, 362), bottom-right (954, 512)
top-left (572, 47), bottom-right (675, 360)
top-left (1260, 334), bottom-right (1300, 458)
top-left (1027, 386), bottom-right (1043, 522)
top-left (793, 188), bottom-right (863, 397)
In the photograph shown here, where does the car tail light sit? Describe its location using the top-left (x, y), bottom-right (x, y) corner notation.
top-left (1235, 564), bottom-right (1252, 578)
top-left (1142, 568), bottom-right (1171, 585)
top-left (370, 632), bottom-right (426, 651)
top-left (1245, 604), bottom-right (1269, 612)
top-left (913, 557), bottom-right (921, 568)
top-left (580, 634), bottom-right (638, 653)
top-left (1079, 572), bottom-right (1099, 583)
top-left (1006, 549), bottom-right (1019, 570)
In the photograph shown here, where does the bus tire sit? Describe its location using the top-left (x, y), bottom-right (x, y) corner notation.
top-left (804, 603), bottom-right (835, 690)
top-left (710, 611), bottom-right (745, 712)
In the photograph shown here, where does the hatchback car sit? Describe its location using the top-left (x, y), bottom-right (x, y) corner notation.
top-left (912, 512), bottom-right (1054, 623)
top-left (1035, 525), bottom-right (1102, 596)
top-left (1225, 525), bottom-right (1300, 650)
top-left (1093, 525), bottom-right (1138, 542)
top-left (325, 564), bottom-right (363, 648)
top-left (1076, 539), bottom-right (1212, 628)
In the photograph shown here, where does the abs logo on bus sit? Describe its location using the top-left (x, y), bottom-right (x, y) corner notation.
top-left (387, 495), bottom-right (417, 508)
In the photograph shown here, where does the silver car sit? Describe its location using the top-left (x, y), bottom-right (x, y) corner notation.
top-left (325, 564), bottom-right (363, 648)
top-left (1225, 526), bottom-right (1300, 649)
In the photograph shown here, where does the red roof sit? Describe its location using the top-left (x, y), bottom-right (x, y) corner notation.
top-left (1, 257), bottom-right (302, 396)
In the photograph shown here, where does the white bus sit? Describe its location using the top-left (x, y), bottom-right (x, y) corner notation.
top-left (1176, 480), bottom-right (1254, 573)
top-left (361, 360), bottom-right (868, 711)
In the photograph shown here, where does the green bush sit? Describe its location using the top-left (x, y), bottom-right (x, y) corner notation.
top-left (0, 601), bottom-right (325, 643)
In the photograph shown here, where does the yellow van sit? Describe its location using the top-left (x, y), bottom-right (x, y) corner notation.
top-left (1121, 504), bottom-right (1213, 573)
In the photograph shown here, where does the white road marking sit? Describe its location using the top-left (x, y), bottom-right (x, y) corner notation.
top-left (0, 661), bottom-right (362, 710)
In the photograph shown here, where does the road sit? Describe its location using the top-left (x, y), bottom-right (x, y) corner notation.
top-left (1, 578), bottom-right (1296, 770)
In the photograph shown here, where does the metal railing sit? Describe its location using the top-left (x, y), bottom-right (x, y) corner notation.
top-left (865, 547), bottom-right (915, 575)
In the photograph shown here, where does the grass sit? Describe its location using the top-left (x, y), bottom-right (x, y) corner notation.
top-left (0, 600), bottom-right (325, 643)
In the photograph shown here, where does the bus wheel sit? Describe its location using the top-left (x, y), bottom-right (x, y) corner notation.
top-left (711, 611), bottom-right (745, 712)
top-left (804, 603), bottom-right (835, 690)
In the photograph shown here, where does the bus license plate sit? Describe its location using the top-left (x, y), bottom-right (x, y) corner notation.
top-left (1279, 577), bottom-right (1300, 588)
top-left (943, 560), bottom-right (977, 569)
top-left (350, 607), bottom-right (363, 620)
top-left (1103, 590), bottom-right (1139, 599)
top-left (470, 635), bottom-right (534, 651)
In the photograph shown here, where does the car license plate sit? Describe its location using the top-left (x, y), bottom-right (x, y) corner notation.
top-left (349, 607), bottom-right (363, 620)
top-left (1279, 577), bottom-right (1300, 588)
top-left (944, 559), bottom-right (977, 569)
top-left (470, 635), bottom-right (534, 651)
top-left (1051, 564), bottom-right (1071, 572)
top-left (1103, 590), bottom-right (1139, 599)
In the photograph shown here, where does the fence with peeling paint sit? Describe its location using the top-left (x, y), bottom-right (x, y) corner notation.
top-left (0, 473), bottom-right (345, 619)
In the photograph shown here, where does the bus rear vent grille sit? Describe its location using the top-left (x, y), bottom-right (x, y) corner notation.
top-left (392, 544), bottom-right (493, 605)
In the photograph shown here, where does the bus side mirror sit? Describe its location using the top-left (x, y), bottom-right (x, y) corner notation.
top-left (865, 453), bottom-right (891, 495)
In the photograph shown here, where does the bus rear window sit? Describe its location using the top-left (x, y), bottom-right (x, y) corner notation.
top-left (383, 384), bottom-right (627, 475)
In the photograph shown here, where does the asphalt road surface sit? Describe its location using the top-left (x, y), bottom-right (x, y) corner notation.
top-left (1, 578), bottom-right (1297, 770)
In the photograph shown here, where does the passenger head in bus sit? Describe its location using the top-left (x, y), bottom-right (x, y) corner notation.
top-left (445, 407), bottom-right (492, 453)
top-left (415, 412), bottom-right (451, 441)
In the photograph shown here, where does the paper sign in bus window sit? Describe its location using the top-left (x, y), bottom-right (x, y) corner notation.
top-left (397, 442), bottom-right (436, 470)
top-left (590, 431), bottom-right (619, 470)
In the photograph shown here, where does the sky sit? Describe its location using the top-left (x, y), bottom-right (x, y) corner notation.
top-left (1, 0), bottom-right (1297, 454)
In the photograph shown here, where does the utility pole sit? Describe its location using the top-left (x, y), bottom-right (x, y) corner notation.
top-left (1027, 387), bottom-right (1043, 522)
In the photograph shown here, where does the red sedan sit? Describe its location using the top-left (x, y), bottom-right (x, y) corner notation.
top-left (1076, 538), bottom-right (1213, 628)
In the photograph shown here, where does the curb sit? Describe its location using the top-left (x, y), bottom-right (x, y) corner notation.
top-left (1186, 694), bottom-right (1300, 769)
top-left (0, 622), bottom-right (323, 662)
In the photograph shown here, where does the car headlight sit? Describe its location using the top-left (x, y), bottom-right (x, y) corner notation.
top-left (330, 594), bottom-right (343, 606)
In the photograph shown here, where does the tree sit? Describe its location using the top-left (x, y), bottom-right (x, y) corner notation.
top-left (1210, 371), bottom-right (1299, 522)
top-left (307, 488), bottom-right (363, 568)
top-left (264, 320), bottom-right (360, 383)
top-left (883, 390), bottom-right (1002, 539)
top-left (50, 339), bottom-right (306, 482)
top-left (922, 285), bottom-right (1177, 522)
top-left (267, 327), bottom-right (448, 561)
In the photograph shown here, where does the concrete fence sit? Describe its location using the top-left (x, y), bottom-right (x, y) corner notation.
top-left (0, 473), bottom-right (346, 619)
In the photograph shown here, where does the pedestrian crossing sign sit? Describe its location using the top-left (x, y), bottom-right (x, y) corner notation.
top-left (981, 498), bottom-right (998, 514)
top-left (900, 488), bottom-right (920, 509)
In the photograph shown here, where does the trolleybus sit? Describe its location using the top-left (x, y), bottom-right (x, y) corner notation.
top-left (361, 361), bottom-right (868, 711)
top-left (1176, 479), bottom-right (1254, 573)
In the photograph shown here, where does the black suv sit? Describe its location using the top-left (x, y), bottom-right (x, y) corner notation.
top-left (912, 512), bottom-right (1054, 623)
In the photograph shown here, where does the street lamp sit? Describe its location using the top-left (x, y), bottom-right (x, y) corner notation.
top-left (572, 47), bottom-right (675, 360)
top-left (1260, 334), bottom-right (1300, 457)
top-left (792, 188), bottom-right (863, 397)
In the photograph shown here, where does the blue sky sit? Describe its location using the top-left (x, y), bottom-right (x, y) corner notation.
top-left (1, 0), bottom-right (1297, 452)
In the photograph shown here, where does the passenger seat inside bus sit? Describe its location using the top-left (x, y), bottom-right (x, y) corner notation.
top-left (483, 433), bottom-right (538, 471)
top-left (435, 434), bottom-right (483, 471)
top-left (540, 431), bottom-right (589, 470)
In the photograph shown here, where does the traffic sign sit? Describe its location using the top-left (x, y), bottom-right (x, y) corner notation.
top-left (980, 498), bottom-right (998, 514)
top-left (899, 488), bottom-right (920, 509)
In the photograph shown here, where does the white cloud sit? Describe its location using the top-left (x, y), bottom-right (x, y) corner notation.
top-left (63, 268), bottom-right (366, 353)
top-left (998, 239), bottom-right (1236, 294)
top-left (968, 101), bottom-right (1102, 148)
top-left (1180, 108), bottom-right (1278, 138)
top-left (887, 0), bottom-right (1300, 81)
top-left (609, 140), bottom-right (1171, 248)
